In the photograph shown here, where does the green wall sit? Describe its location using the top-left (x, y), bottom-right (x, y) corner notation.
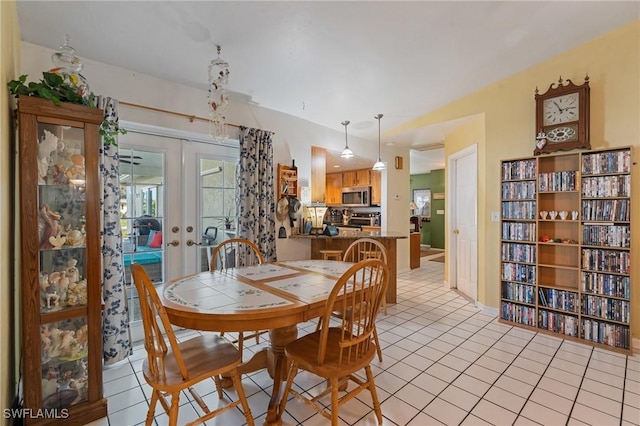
top-left (410, 169), bottom-right (445, 249)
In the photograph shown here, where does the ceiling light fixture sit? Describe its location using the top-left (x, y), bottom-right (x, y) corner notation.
top-left (340, 120), bottom-right (354, 159)
top-left (208, 44), bottom-right (230, 141)
top-left (372, 114), bottom-right (386, 171)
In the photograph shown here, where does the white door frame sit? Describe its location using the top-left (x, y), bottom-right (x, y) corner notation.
top-left (446, 144), bottom-right (478, 303)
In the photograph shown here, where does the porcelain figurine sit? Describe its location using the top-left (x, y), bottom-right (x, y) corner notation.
top-left (40, 204), bottom-right (61, 249)
top-left (39, 271), bottom-right (49, 292)
top-left (57, 271), bottom-right (69, 302)
top-left (66, 229), bottom-right (84, 247)
top-left (37, 129), bottom-right (58, 184)
top-left (65, 154), bottom-right (85, 181)
top-left (66, 259), bottom-right (80, 283)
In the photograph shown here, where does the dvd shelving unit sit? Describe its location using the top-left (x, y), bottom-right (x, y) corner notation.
top-left (499, 147), bottom-right (632, 353)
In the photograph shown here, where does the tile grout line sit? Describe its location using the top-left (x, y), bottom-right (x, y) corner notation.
top-left (564, 344), bottom-right (595, 426)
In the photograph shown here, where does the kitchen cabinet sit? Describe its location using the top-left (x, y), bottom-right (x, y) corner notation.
top-left (17, 96), bottom-right (107, 424)
top-left (343, 169), bottom-right (371, 187)
top-left (326, 172), bottom-right (343, 205)
top-left (356, 169), bottom-right (370, 186)
top-left (370, 170), bottom-right (381, 205)
top-left (311, 146), bottom-right (326, 202)
top-left (342, 170), bottom-right (357, 187)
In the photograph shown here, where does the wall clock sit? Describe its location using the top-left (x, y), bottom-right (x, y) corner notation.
top-left (534, 75), bottom-right (590, 155)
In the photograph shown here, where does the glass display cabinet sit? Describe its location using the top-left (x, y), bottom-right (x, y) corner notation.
top-left (18, 96), bottom-right (107, 424)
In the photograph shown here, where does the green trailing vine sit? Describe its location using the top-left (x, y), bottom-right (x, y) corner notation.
top-left (7, 72), bottom-right (126, 145)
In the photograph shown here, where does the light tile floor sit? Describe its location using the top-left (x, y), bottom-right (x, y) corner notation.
top-left (90, 257), bottom-right (640, 425)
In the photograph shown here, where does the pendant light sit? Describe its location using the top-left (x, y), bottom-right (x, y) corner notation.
top-left (340, 120), bottom-right (354, 158)
top-left (372, 114), bottom-right (386, 170)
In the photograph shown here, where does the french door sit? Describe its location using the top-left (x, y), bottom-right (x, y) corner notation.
top-left (118, 123), bottom-right (238, 341)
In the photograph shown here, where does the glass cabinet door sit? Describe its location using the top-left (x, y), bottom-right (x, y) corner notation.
top-left (36, 122), bottom-right (91, 408)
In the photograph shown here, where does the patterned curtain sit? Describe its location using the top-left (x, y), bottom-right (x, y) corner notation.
top-left (99, 97), bottom-right (132, 364)
top-left (236, 127), bottom-right (277, 261)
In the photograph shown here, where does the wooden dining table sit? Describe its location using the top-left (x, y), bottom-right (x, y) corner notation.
top-left (160, 259), bottom-right (355, 425)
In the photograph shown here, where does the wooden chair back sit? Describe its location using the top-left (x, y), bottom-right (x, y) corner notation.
top-left (210, 238), bottom-right (264, 271)
top-left (317, 258), bottom-right (388, 366)
top-left (342, 238), bottom-right (388, 264)
top-left (131, 263), bottom-right (255, 425)
top-left (131, 263), bottom-right (188, 383)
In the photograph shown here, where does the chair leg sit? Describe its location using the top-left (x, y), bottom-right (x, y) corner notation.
top-left (213, 374), bottom-right (223, 399)
top-left (146, 390), bottom-right (159, 426)
top-left (372, 325), bottom-right (383, 362)
top-left (278, 362), bottom-right (298, 416)
top-left (168, 392), bottom-right (180, 426)
top-left (365, 365), bottom-right (383, 425)
top-left (330, 377), bottom-right (340, 426)
top-left (230, 369), bottom-right (255, 426)
top-left (238, 331), bottom-right (244, 357)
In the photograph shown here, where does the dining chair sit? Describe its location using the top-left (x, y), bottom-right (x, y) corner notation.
top-left (341, 237), bottom-right (388, 361)
top-left (130, 264), bottom-right (254, 426)
top-left (279, 258), bottom-right (389, 425)
top-left (210, 238), bottom-right (267, 355)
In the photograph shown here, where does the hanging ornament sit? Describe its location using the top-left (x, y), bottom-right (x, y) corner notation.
top-left (208, 45), bottom-right (230, 141)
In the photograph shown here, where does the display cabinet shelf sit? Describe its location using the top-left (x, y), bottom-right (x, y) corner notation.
top-left (499, 147), bottom-right (633, 353)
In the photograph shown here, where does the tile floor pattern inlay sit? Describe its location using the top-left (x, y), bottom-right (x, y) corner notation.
top-left (90, 260), bottom-right (640, 426)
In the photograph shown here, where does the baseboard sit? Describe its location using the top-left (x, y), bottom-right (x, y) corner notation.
top-left (443, 280), bottom-right (451, 290)
top-left (634, 338), bottom-right (640, 353)
top-left (477, 301), bottom-right (499, 317)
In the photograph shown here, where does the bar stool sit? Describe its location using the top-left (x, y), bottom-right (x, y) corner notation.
top-left (320, 249), bottom-right (343, 260)
top-left (360, 251), bottom-right (382, 261)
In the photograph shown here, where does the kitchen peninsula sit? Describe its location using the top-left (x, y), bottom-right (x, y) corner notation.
top-left (291, 231), bottom-right (406, 304)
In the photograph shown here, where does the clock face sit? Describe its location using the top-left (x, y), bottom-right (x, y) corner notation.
top-left (546, 126), bottom-right (577, 143)
top-left (543, 93), bottom-right (579, 125)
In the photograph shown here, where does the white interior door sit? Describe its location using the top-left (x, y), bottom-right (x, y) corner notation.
top-left (448, 145), bottom-right (478, 302)
top-left (119, 124), bottom-right (238, 342)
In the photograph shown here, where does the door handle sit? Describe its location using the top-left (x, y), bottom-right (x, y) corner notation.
top-left (453, 229), bottom-right (460, 234)
top-left (186, 239), bottom-right (202, 247)
top-left (166, 239), bottom-right (180, 247)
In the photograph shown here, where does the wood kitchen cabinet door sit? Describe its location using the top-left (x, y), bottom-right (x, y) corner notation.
top-left (342, 170), bottom-right (357, 187)
top-left (326, 172), bottom-right (343, 205)
top-left (370, 169), bottom-right (381, 205)
top-left (356, 169), bottom-right (370, 186)
top-left (311, 146), bottom-right (326, 202)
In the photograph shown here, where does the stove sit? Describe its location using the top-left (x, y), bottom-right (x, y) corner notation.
top-left (349, 212), bottom-right (380, 227)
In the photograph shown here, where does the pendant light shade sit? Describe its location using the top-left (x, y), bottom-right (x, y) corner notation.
top-left (340, 120), bottom-right (354, 159)
top-left (372, 114), bottom-right (386, 170)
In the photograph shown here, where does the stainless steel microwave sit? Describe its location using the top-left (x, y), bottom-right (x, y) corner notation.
top-left (341, 186), bottom-right (370, 207)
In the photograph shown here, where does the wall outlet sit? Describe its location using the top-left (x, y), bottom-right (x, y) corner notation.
top-left (491, 211), bottom-right (500, 222)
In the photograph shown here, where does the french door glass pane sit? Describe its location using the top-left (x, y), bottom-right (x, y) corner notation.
top-left (200, 158), bottom-right (236, 271)
top-left (119, 148), bottom-right (165, 322)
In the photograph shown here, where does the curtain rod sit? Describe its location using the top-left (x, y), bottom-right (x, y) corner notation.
top-left (119, 100), bottom-right (275, 134)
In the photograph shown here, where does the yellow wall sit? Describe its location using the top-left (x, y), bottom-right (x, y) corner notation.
top-left (393, 20), bottom-right (640, 338)
top-left (0, 0), bottom-right (20, 417)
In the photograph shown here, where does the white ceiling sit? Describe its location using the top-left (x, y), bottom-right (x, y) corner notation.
top-left (16, 1), bottom-right (639, 174)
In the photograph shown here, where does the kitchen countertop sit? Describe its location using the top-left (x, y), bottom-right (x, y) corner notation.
top-left (290, 231), bottom-right (406, 239)
top-left (294, 231), bottom-right (406, 304)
